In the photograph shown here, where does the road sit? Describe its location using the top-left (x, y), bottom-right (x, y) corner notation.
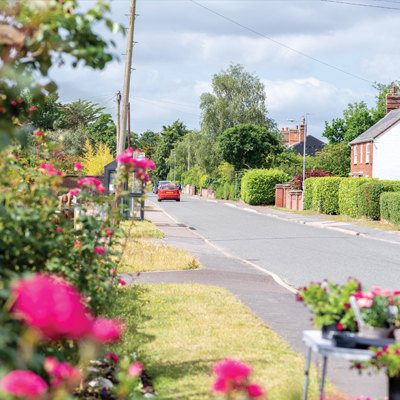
top-left (147, 193), bottom-right (400, 290)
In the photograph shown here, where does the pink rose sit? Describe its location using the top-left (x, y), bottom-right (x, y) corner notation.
top-left (119, 279), bottom-right (126, 285)
top-left (57, 227), bottom-right (62, 232)
top-left (77, 177), bottom-right (101, 187)
top-left (74, 241), bottom-right (81, 246)
top-left (74, 162), bottom-right (82, 171)
top-left (95, 247), bottom-right (105, 254)
top-left (106, 352), bottom-right (119, 364)
top-left (39, 163), bottom-right (61, 177)
top-left (69, 189), bottom-right (80, 196)
top-left (0, 370), bottom-right (48, 396)
top-left (246, 384), bottom-right (265, 398)
top-left (44, 357), bottom-right (80, 387)
top-left (11, 274), bottom-right (93, 340)
top-left (96, 184), bottom-right (105, 193)
top-left (110, 269), bottom-right (116, 274)
top-left (11, 100), bottom-right (17, 106)
top-left (30, 106), bottom-right (35, 111)
top-left (357, 298), bottom-right (373, 308)
top-left (90, 318), bottom-right (123, 343)
top-left (382, 289), bottom-right (393, 297)
top-left (362, 291), bottom-right (375, 299)
top-left (212, 358), bottom-right (252, 392)
top-left (372, 286), bottom-right (382, 295)
top-left (128, 362), bottom-right (143, 377)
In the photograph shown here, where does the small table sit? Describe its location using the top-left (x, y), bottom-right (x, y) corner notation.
top-left (302, 330), bottom-right (374, 400)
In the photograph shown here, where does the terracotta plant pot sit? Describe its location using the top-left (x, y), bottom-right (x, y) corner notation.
top-left (359, 326), bottom-right (394, 339)
top-left (389, 374), bottom-right (400, 400)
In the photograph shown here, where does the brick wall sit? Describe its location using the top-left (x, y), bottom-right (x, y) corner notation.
top-left (350, 143), bottom-right (373, 177)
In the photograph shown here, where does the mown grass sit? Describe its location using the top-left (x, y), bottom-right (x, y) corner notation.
top-left (267, 206), bottom-right (318, 216)
top-left (120, 219), bottom-right (164, 239)
top-left (120, 240), bottom-right (200, 273)
top-left (108, 284), bottom-right (343, 400)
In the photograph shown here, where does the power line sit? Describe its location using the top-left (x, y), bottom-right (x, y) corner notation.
top-left (189, 0), bottom-right (373, 84)
top-left (321, 0), bottom-right (400, 8)
top-left (133, 95), bottom-right (199, 108)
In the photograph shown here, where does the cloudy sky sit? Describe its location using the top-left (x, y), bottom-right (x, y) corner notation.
top-left (51, 0), bottom-right (400, 140)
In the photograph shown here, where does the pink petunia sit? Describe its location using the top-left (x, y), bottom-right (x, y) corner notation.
top-left (128, 362), bottom-right (143, 378)
top-left (11, 274), bottom-right (93, 341)
top-left (74, 162), bottom-right (82, 171)
top-left (90, 318), bottom-right (123, 343)
top-left (106, 352), bottom-right (119, 364)
top-left (357, 298), bottom-right (373, 308)
top-left (69, 189), bottom-right (80, 196)
top-left (0, 370), bottom-right (48, 396)
top-left (246, 384), bottom-right (265, 398)
top-left (119, 279), bottom-right (126, 285)
top-left (95, 247), bottom-right (105, 254)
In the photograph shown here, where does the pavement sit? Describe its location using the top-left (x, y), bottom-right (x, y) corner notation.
top-left (121, 199), bottom-right (387, 398)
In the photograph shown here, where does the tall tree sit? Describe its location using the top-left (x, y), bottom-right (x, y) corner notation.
top-left (62, 99), bottom-right (105, 129)
top-left (372, 81), bottom-right (400, 122)
top-left (137, 130), bottom-right (160, 161)
top-left (218, 124), bottom-right (282, 171)
top-left (200, 64), bottom-right (277, 139)
top-left (154, 120), bottom-right (191, 180)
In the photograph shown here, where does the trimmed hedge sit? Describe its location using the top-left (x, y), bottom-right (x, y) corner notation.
top-left (338, 178), bottom-right (374, 217)
top-left (303, 178), bottom-right (317, 210)
top-left (381, 192), bottom-right (400, 225)
top-left (313, 177), bottom-right (345, 215)
top-left (241, 169), bottom-right (290, 205)
top-left (357, 181), bottom-right (400, 220)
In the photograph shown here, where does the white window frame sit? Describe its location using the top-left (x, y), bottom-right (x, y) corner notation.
top-left (360, 144), bottom-right (363, 164)
top-left (354, 145), bottom-right (358, 164)
top-left (366, 143), bottom-right (370, 163)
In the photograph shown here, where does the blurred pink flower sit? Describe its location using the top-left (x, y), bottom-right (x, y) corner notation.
top-left (74, 162), bottom-right (82, 171)
top-left (246, 384), bottom-right (265, 398)
top-left (74, 241), bottom-right (81, 246)
top-left (11, 274), bottom-right (93, 340)
top-left (212, 358), bottom-right (251, 393)
top-left (336, 323), bottom-right (344, 330)
top-left (135, 172), bottom-right (149, 183)
top-left (77, 177), bottom-right (101, 187)
top-left (362, 291), bottom-right (375, 299)
top-left (95, 247), bottom-right (105, 254)
top-left (69, 189), bottom-right (80, 196)
top-left (30, 106), bottom-right (35, 111)
top-left (90, 318), bottom-right (123, 343)
top-left (57, 227), bottom-right (62, 232)
top-left (357, 298), bottom-right (373, 308)
top-left (128, 362), bottom-right (143, 377)
top-left (12, 154), bottom-right (17, 159)
top-left (40, 163), bottom-right (61, 176)
top-left (212, 377), bottom-right (229, 393)
top-left (119, 279), bottom-right (126, 285)
top-left (110, 269), bottom-right (116, 274)
top-left (382, 289), bottom-right (393, 297)
top-left (11, 100), bottom-right (17, 106)
top-left (116, 150), bottom-right (135, 165)
top-left (33, 131), bottom-right (44, 138)
top-left (372, 286), bottom-right (382, 295)
top-left (0, 370), bottom-right (48, 396)
top-left (106, 352), bottom-right (119, 364)
top-left (96, 184), bottom-right (105, 193)
top-left (44, 357), bottom-right (80, 387)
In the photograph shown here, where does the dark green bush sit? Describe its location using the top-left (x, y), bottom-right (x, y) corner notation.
top-left (313, 177), bottom-right (345, 215)
top-left (229, 183), bottom-right (236, 200)
top-left (339, 178), bottom-right (374, 217)
top-left (303, 178), bottom-right (317, 210)
top-left (357, 181), bottom-right (400, 220)
top-left (381, 192), bottom-right (400, 225)
top-left (241, 169), bottom-right (290, 205)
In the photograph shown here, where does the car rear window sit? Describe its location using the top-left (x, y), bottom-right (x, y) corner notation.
top-left (162, 185), bottom-right (177, 190)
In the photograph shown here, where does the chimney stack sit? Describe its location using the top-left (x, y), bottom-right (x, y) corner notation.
top-left (386, 86), bottom-right (400, 114)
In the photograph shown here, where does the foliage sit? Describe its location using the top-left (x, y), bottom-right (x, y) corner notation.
top-left (311, 142), bottom-right (351, 177)
top-left (81, 138), bottom-right (114, 175)
top-left (267, 148), bottom-right (314, 178)
top-left (218, 124), bottom-right (282, 171)
top-left (181, 165), bottom-right (204, 188)
top-left (154, 120), bottom-right (191, 180)
top-left (303, 177), bottom-right (316, 211)
top-left (241, 169), bottom-right (290, 205)
top-left (359, 343), bottom-right (400, 378)
top-left (357, 181), bottom-right (400, 220)
top-left (85, 113), bottom-right (118, 155)
top-left (338, 178), bottom-right (374, 217)
top-left (0, 0), bottom-right (123, 149)
top-left (218, 162), bottom-right (235, 182)
top-left (292, 169), bottom-right (332, 190)
top-left (199, 174), bottom-right (208, 188)
top-left (312, 177), bottom-right (345, 215)
top-left (297, 279), bottom-right (361, 331)
top-left (137, 129), bottom-right (160, 162)
top-left (199, 63), bottom-right (277, 139)
top-left (62, 99), bottom-right (105, 129)
top-left (381, 192), bottom-right (400, 225)
top-left (372, 81), bottom-right (400, 122)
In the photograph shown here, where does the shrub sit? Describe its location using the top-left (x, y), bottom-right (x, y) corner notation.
top-left (199, 174), bottom-right (208, 188)
top-left (229, 183), bottom-right (236, 200)
top-left (381, 192), bottom-right (400, 225)
top-left (81, 139), bottom-right (114, 175)
top-left (292, 169), bottom-right (333, 190)
top-left (339, 178), bottom-right (374, 217)
top-left (215, 185), bottom-right (224, 199)
top-left (241, 169), bottom-right (290, 205)
top-left (223, 181), bottom-right (231, 199)
top-left (313, 177), bottom-right (345, 214)
top-left (303, 178), bottom-right (317, 210)
top-left (357, 181), bottom-right (400, 220)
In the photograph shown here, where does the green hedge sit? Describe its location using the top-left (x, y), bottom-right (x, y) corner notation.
top-left (338, 178), bottom-right (374, 217)
top-left (381, 192), bottom-right (400, 225)
top-left (313, 177), bottom-right (345, 215)
top-left (303, 178), bottom-right (317, 210)
top-left (241, 169), bottom-right (290, 205)
top-left (357, 181), bottom-right (400, 220)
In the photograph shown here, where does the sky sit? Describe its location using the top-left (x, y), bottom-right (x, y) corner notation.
top-left (50, 0), bottom-right (400, 141)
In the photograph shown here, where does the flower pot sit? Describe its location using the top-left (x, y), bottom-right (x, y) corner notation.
top-left (389, 375), bottom-right (400, 400)
top-left (322, 323), bottom-right (341, 340)
top-left (359, 326), bottom-right (393, 339)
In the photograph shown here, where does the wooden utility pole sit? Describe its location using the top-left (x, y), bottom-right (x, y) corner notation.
top-left (127, 102), bottom-right (131, 148)
top-left (116, 90), bottom-right (121, 149)
top-left (117, 0), bottom-right (137, 156)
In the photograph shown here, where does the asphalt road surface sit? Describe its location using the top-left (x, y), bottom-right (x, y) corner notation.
top-left (147, 193), bottom-right (400, 290)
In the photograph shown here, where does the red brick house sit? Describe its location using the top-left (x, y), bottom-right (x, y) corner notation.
top-left (349, 88), bottom-right (400, 179)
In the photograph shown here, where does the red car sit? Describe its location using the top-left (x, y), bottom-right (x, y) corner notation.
top-left (157, 184), bottom-right (180, 202)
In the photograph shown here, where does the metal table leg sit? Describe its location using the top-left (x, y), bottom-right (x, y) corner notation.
top-left (320, 356), bottom-right (328, 400)
top-left (302, 346), bottom-right (312, 400)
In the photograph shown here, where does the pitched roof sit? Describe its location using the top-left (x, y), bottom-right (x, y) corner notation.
top-left (287, 135), bottom-right (326, 157)
top-left (349, 108), bottom-right (400, 145)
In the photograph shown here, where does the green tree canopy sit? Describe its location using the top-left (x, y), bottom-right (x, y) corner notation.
top-left (85, 113), bottom-right (118, 155)
top-left (62, 99), bottom-right (105, 129)
top-left (311, 142), bottom-right (351, 177)
top-left (200, 64), bottom-right (277, 139)
top-left (137, 130), bottom-right (160, 161)
top-left (218, 124), bottom-right (282, 171)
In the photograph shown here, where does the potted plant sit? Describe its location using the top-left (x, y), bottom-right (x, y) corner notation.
top-left (297, 278), bottom-right (360, 338)
top-left (356, 343), bottom-right (400, 400)
top-left (354, 287), bottom-right (400, 338)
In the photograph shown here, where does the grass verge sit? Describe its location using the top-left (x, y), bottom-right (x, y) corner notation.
top-left (120, 219), bottom-right (164, 239)
top-left (120, 240), bottom-right (200, 273)
top-left (109, 284), bottom-right (342, 400)
top-left (267, 206), bottom-right (318, 216)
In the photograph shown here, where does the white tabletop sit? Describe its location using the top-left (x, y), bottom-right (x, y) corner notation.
top-left (302, 330), bottom-right (374, 361)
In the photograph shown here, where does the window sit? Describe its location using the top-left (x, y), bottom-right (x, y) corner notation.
top-left (354, 145), bottom-right (358, 164)
top-left (360, 144), bottom-right (363, 164)
top-left (366, 143), bottom-right (370, 163)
